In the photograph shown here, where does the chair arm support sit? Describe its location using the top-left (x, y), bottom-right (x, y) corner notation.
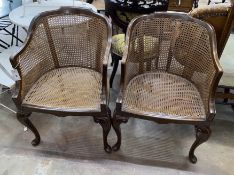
top-left (116, 61), bottom-right (126, 104)
top-left (101, 62), bottom-right (109, 105)
top-left (116, 32), bottom-right (129, 105)
top-left (101, 17), bottom-right (112, 105)
top-left (10, 43), bottom-right (55, 104)
top-left (9, 45), bottom-right (27, 105)
top-left (101, 37), bottom-right (111, 105)
top-left (207, 51), bottom-right (223, 120)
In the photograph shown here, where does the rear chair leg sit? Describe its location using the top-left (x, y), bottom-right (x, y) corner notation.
top-left (189, 125), bottom-right (211, 163)
top-left (110, 58), bottom-right (120, 88)
top-left (223, 88), bottom-right (230, 103)
top-left (93, 108), bottom-right (112, 153)
top-left (111, 110), bottom-right (129, 151)
top-left (17, 112), bottom-right (41, 146)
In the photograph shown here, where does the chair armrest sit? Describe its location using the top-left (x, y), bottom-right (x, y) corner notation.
top-left (116, 29), bottom-right (129, 105)
top-left (116, 18), bottom-right (140, 105)
top-left (116, 61), bottom-right (126, 104)
top-left (101, 62), bottom-right (109, 105)
top-left (193, 27), bottom-right (223, 120)
top-left (10, 43), bottom-right (28, 105)
top-left (207, 43), bottom-right (223, 120)
top-left (10, 34), bottom-right (55, 105)
top-left (101, 17), bottom-right (112, 105)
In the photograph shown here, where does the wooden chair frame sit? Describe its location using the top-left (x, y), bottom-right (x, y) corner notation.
top-left (112, 12), bottom-right (223, 163)
top-left (10, 7), bottom-right (113, 153)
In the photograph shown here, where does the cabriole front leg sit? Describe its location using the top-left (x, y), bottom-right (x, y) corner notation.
top-left (111, 111), bottom-right (129, 151)
top-left (17, 112), bottom-right (41, 146)
top-left (189, 125), bottom-right (211, 163)
top-left (93, 111), bottom-right (112, 153)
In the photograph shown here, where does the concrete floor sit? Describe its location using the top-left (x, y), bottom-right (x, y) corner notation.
top-left (1, 0), bottom-right (234, 174)
top-left (1, 82), bottom-right (234, 175)
top-left (1, 53), bottom-right (234, 174)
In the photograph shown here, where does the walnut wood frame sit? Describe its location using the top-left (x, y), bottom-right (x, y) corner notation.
top-left (112, 12), bottom-right (223, 163)
top-left (10, 7), bottom-right (113, 153)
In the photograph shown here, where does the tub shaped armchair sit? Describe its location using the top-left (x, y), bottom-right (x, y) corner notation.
top-left (112, 12), bottom-right (223, 163)
top-left (10, 7), bottom-right (112, 152)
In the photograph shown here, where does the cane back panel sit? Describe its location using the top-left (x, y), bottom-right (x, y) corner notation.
top-left (122, 13), bottom-right (222, 116)
top-left (11, 8), bottom-right (111, 104)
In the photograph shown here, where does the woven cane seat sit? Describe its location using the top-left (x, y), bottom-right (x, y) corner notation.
top-left (122, 72), bottom-right (206, 121)
top-left (22, 67), bottom-right (102, 112)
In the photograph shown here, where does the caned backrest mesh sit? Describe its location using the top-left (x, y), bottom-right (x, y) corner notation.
top-left (125, 16), bottom-right (217, 114)
top-left (16, 12), bottom-right (108, 100)
top-left (46, 14), bottom-right (108, 72)
top-left (19, 20), bottom-right (55, 99)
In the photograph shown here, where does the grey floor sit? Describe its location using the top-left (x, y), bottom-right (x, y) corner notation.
top-left (1, 2), bottom-right (234, 175)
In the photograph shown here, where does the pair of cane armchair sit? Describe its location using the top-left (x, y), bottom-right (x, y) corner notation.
top-left (11, 7), bottom-right (222, 163)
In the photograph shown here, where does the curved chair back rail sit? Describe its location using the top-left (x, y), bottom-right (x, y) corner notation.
top-left (112, 12), bottom-right (223, 163)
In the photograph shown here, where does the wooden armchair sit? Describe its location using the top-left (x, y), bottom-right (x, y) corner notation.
top-left (10, 7), bottom-right (112, 153)
top-left (112, 12), bottom-right (223, 163)
top-left (190, 2), bottom-right (234, 105)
